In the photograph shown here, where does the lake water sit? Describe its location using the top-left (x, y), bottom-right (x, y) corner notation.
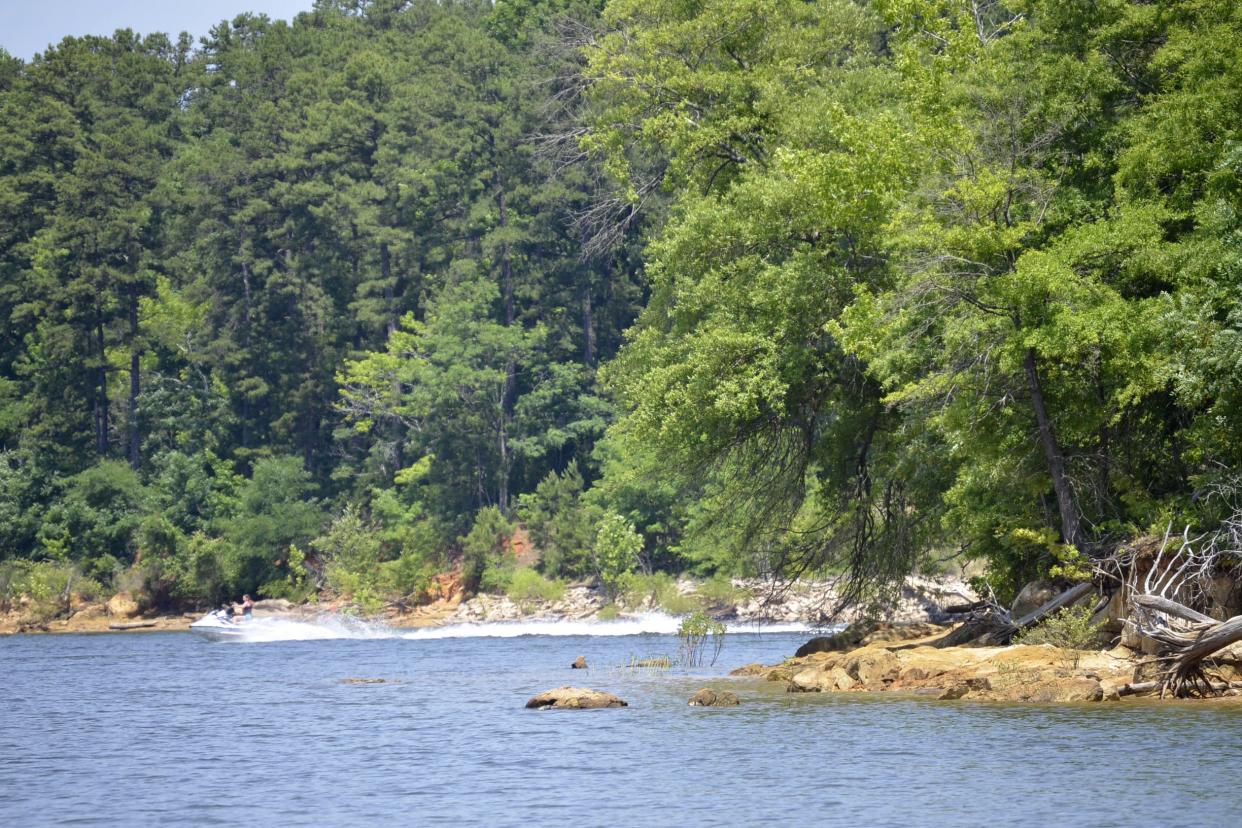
top-left (3, 616), bottom-right (1242, 827)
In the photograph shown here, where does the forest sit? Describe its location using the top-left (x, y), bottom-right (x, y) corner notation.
top-left (1, 0), bottom-right (1240, 620)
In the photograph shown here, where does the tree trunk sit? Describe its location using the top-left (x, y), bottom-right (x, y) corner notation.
top-left (582, 287), bottom-right (596, 367)
top-left (95, 298), bottom-right (109, 456)
top-left (128, 286), bottom-right (141, 469)
top-left (381, 241), bottom-right (396, 337)
top-left (239, 233), bottom-right (253, 450)
top-left (497, 182), bottom-right (515, 514)
top-left (1023, 348), bottom-right (1082, 549)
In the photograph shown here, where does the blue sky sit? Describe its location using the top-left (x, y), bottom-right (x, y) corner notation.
top-left (1, 0), bottom-right (313, 60)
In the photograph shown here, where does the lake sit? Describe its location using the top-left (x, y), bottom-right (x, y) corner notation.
top-left (3, 616), bottom-right (1241, 826)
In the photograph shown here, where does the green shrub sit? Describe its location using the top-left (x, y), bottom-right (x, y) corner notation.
top-left (1013, 602), bottom-right (1104, 650)
top-left (677, 610), bottom-right (727, 667)
top-left (597, 603), bottom-right (621, 621)
top-left (695, 575), bottom-right (750, 608)
top-left (516, 462), bottom-right (600, 579)
top-left (0, 560), bottom-right (103, 620)
top-left (507, 567), bottom-right (566, 606)
top-left (592, 511), bottom-right (642, 599)
top-left (461, 506), bottom-right (513, 593)
top-left (620, 571), bottom-right (701, 613)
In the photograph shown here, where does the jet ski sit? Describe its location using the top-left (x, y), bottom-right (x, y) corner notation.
top-left (189, 609), bottom-right (251, 641)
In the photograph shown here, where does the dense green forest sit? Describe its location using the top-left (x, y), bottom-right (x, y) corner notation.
top-left (2, 0), bottom-right (1240, 618)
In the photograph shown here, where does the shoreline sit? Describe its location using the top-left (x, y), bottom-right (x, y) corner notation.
top-left (728, 624), bottom-right (1242, 704)
top-left (0, 573), bottom-right (978, 636)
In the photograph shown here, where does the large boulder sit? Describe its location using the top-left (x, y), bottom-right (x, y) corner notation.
top-left (1010, 580), bottom-right (1061, 619)
top-left (106, 592), bottom-right (140, 619)
top-left (794, 626), bottom-right (869, 657)
top-left (525, 687), bottom-right (627, 710)
top-left (688, 688), bottom-right (739, 707)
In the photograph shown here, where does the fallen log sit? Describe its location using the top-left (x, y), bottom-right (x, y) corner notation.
top-left (108, 620), bottom-right (157, 631)
top-left (1132, 594), bottom-right (1215, 625)
top-left (932, 582), bottom-right (1096, 648)
top-left (1012, 581), bottom-right (1096, 629)
top-left (1119, 679), bottom-right (1242, 698)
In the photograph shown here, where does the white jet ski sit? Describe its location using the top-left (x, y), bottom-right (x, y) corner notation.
top-left (189, 609), bottom-right (251, 641)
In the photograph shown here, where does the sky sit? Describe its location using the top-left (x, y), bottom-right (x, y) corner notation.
top-left (1, 0), bottom-right (314, 60)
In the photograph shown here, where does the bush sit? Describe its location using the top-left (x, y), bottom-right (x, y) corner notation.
top-left (1013, 602), bottom-right (1104, 650)
top-left (507, 567), bottom-right (566, 606)
top-left (0, 560), bottom-right (103, 620)
top-left (593, 511), bottom-right (642, 599)
top-left (695, 575), bottom-right (750, 608)
top-left (460, 506), bottom-right (513, 593)
top-left (516, 462), bottom-right (600, 579)
top-left (621, 571), bottom-right (700, 614)
top-left (677, 610), bottom-right (727, 667)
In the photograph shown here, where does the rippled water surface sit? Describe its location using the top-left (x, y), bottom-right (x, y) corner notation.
top-left (4, 622), bottom-right (1242, 827)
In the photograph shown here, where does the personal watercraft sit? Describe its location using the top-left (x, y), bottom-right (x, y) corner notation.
top-left (189, 609), bottom-right (251, 641)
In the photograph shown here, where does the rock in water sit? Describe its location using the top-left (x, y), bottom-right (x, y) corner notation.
top-left (525, 687), bottom-right (627, 710)
top-left (571, 656), bottom-right (588, 669)
top-left (688, 688), bottom-right (739, 707)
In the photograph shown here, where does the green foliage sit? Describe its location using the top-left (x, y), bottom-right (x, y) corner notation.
top-left (592, 511), bottom-right (642, 599)
top-left (0, 560), bottom-right (103, 620)
top-left (506, 567), bottom-right (566, 607)
top-left (3, 0), bottom-right (1242, 619)
top-left (1013, 603), bottom-right (1105, 651)
top-left (222, 456), bottom-right (324, 596)
top-left (461, 506), bottom-right (515, 594)
top-left (516, 462), bottom-right (600, 579)
top-left (677, 610), bottom-right (727, 668)
top-left (695, 575), bottom-right (751, 609)
top-left (620, 571), bottom-right (700, 614)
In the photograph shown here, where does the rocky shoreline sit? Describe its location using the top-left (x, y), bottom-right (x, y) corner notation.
top-left (730, 624), bottom-right (1242, 703)
top-left (0, 574), bottom-right (979, 635)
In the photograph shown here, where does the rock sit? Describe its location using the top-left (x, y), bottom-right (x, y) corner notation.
top-left (939, 684), bottom-right (971, 700)
top-left (525, 687), bottom-right (627, 710)
top-left (841, 647), bottom-right (900, 685)
top-left (993, 677), bottom-right (1103, 703)
top-left (571, 656), bottom-right (588, 669)
top-left (1011, 580), bottom-right (1061, 620)
top-left (859, 622), bottom-right (950, 646)
top-left (106, 592), bottom-right (140, 619)
top-left (794, 627), bottom-right (869, 657)
top-left (255, 598), bottom-right (293, 612)
top-left (688, 688), bottom-right (739, 707)
top-left (729, 663), bottom-right (767, 676)
top-left (340, 677), bottom-right (399, 685)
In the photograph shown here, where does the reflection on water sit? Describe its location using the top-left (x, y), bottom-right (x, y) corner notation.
top-left (2, 629), bottom-right (1240, 826)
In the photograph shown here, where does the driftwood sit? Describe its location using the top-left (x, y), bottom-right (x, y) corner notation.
top-left (108, 620), bottom-right (157, 630)
top-left (933, 582), bottom-right (1096, 647)
top-left (1133, 604), bottom-right (1242, 697)
top-left (1119, 679), bottom-right (1242, 698)
top-left (1131, 594), bottom-right (1214, 625)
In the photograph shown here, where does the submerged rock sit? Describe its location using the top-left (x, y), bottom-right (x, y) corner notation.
top-left (729, 663), bottom-right (767, 677)
top-left (688, 688), bottom-right (739, 707)
top-left (526, 687), bottom-right (627, 710)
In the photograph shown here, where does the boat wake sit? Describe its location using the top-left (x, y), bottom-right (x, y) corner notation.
top-left (193, 613), bottom-right (398, 643)
top-left (401, 613), bottom-right (813, 640)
